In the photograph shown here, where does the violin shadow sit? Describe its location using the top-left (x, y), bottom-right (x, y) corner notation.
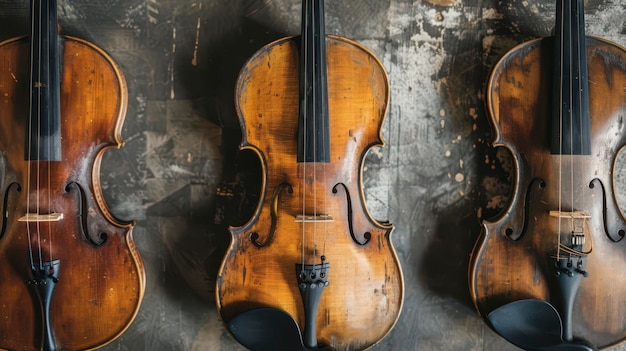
top-left (89, 4), bottom-right (290, 349)
top-left (419, 205), bottom-right (481, 306)
top-left (416, 14), bottom-right (522, 312)
top-left (142, 2), bottom-right (290, 306)
top-left (0, 3), bottom-right (28, 41)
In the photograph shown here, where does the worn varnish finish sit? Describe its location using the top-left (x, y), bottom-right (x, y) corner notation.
top-left (470, 37), bottom-right (626, 348)
top-left (0, 36), bottom-right (145, 350)
top-left (216, 36), bottom-right (403, 350)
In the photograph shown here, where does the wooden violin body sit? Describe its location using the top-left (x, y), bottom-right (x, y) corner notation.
top-left (0, 25), bottom-right (144, 351)
top-left (216, 5), bottom-right (403, 349)
top-left (470, 5), bottom-right (626, 348)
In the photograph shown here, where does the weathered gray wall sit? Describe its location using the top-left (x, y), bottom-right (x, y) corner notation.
top-left (1, 0), bottom-right (626, 350)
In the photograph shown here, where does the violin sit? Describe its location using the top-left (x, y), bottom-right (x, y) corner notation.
top-left (470, 0), bottom-right (626, 349)
top-left (216, 0), bottom-right (403, 349)
top-left (0, 1), bottom-right (145, 350)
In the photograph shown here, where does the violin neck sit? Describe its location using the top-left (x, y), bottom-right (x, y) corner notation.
top-left (27, 0), bottom-right (62, 161)
top-left (297, 0), bottom-right (330, 163)
top-left (551, 0), bottom-right (591, 155)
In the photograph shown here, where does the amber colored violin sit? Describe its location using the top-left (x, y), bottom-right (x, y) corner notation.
top-left (216, 0), bottom-right (403, 350)
top-left (0, 1), bottom-right (145, 350)
top-left (470, 0), bottom-right (626, 349)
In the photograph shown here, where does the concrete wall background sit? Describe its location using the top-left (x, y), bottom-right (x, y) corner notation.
top-left (0, 0), bottom-right (625, 350)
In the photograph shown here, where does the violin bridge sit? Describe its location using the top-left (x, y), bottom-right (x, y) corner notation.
top-left (18, 213), bottom-right (64, 222)
top-left (295, 214), bottom-right (334, 223)
top-left (549, 210), bottom-right (590, 219)
top-left (550, 210), bottom-right (591, 249)
top-left (549, 210), bottom-right (590, 235)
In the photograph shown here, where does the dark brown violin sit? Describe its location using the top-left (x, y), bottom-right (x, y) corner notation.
top-left (216, 0), bottom-right (403, 350)
top-left (0, 1), bottom-right (145, 350)
top-left (470, 0), bottom-right (626, 349)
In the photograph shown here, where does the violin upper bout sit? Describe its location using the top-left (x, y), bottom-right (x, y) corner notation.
top-left (60, 36), bottom-right (128, 149)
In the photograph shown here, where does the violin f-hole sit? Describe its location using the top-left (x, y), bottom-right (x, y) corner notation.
top-left (249, 182), bottom-right (293, 247)
top-left (589, 178), bottom-right (626, 242)
top-left (332, 183), bottom-right (371, 246)
top-left (65, 182), bottom-right (107, 246)
top-left (0, 182), bottom-right (21, 241)
top-left (504, 178), bottom-right (545, 241)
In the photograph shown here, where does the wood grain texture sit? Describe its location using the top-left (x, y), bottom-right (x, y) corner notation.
top-left (217, 36), bottom-right (403, 351)
top-left (0, 36), bottom-right (145, 350)
top-left (470, 37), bottom-right (626, 349)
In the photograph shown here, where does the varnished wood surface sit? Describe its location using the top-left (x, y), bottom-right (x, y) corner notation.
top-left (470, 37), bottom-right (626, 349)
top-left (217, 36), bottom-right (403, 351)
top-left (0, 36), bottom-right (145, 350)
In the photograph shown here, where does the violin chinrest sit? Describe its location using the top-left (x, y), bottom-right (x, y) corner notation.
top-left (228, 308), bottom-right (334, 351)
top-left (487, 300), bottom-right (597, 351)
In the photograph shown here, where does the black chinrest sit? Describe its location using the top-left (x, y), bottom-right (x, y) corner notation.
top-left (228, 308), bottom-right (334, 351)
top-left (487, 300), bottom-right (596, 351)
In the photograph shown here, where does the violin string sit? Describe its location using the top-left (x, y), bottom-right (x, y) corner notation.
top-left (575, 0), bottom-right (586, 252)
top-left (36, 0), bottom-right (44, 271)
top-left (314, 0), bottom-right (329, 262)
top-left (26, 0), bottom-right (37, 271)
top-left (310, 0), bottom-right (315, 264)
top-left (301, 0), bottom-right (309, 272)
top-left (320, 0), bottom-right (328, 259)
top-left (557, 0), bottom-right (565, 262)
top-left (312, 0), bottom-right (318, 264)
top-left (318, 0), bottom-right (327, 260)
top-left (571, 0), bottom-right (578, 253)
top-left (578, 1), bottom-right (593, 252)
top-left (47, 0), bottom-right (53, 266)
